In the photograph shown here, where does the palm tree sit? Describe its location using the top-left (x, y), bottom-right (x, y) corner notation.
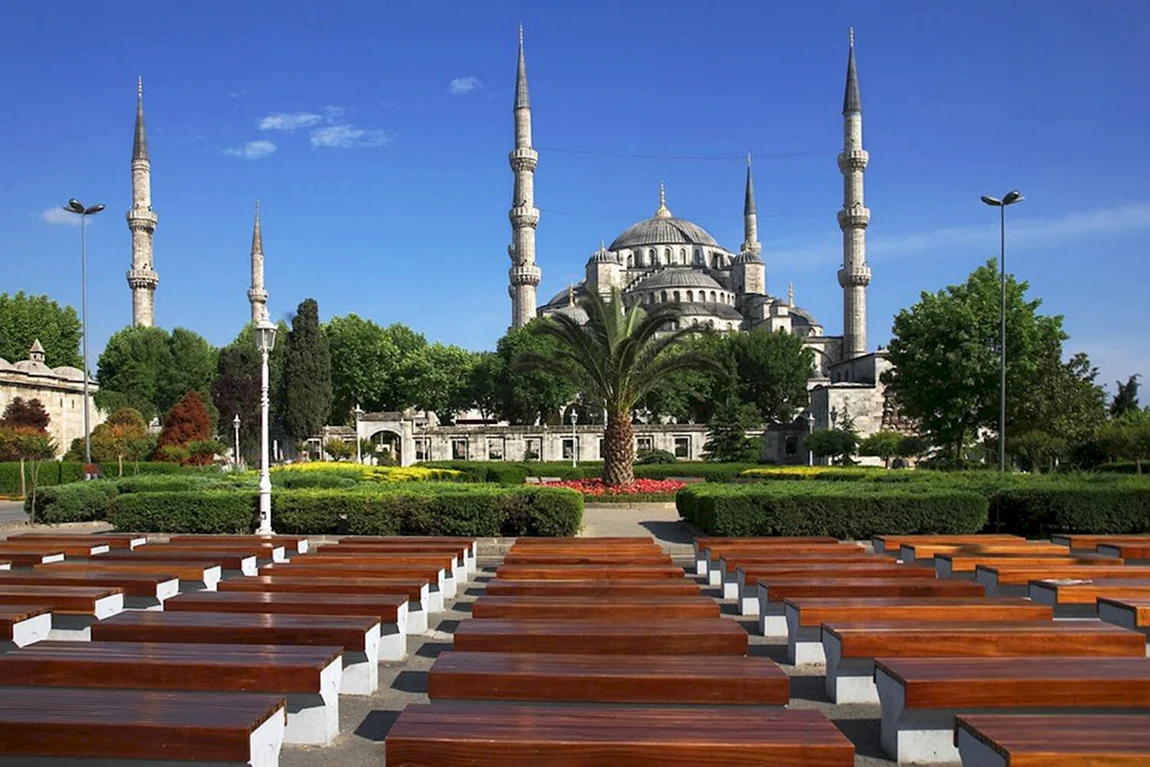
top-left (521, 290), bottom-right (721, 486)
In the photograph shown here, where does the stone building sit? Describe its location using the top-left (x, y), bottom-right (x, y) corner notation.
top-left (0, 341), bottom-right (104, 455)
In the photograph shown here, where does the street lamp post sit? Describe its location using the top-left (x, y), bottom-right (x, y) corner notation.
top-left (570, 409), bottom-right (579, 469)
top-left (980, 190), bottom-right (1024, 472)
top-left (354, 404), bottom-right (364, 464)
top-left (232, 415), bottom-right (241, 471)
top-left (254, 318), bottom-right (278, 534)
top-left (804, 411), bottom-right (815, 467)
top-left (63, 199), bottom-right (105, 479)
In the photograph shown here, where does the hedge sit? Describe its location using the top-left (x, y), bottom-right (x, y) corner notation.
top-left (634, 463), bottom-right (761, 482)
top-left (25, 482), bottom-right (119, 524)
top-left (419, 460), bottom-right (762, 484)
top-left (988, 483), bottom-right (1150, 537)
top-left (677, 483), bottom-right (988, 538)
top-left (0, 460), bottom-right (193, 496)
top-left (107, 491), bottom-right (258, 533)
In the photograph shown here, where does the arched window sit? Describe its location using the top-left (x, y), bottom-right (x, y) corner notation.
top-left (679, 248), bottom-right (686, 264)
top-left (661, 291), bottom-right (668, 303)
top-left (686, 290), bottom-right (694, 302)
top-left (626, 254), bottom-right (634, 268)
top-left (673, 290), bottom-right (681, 302)
top-left (664, 248), bottom-right (671, 264)
top-left (649, 249), bottom-right (656, 266)
top-left (709, 290), bottom-right (716, 303)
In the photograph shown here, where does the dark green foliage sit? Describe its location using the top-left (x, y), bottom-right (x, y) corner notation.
top-left (95, 326), bottom-right (217, 423)
top-left (108, 491), bottom-right (258, 533)
top-left (0, 291), bottom-right (82, 368)
top-left (419, 460), bottom-right (758, 484)
top-left (636, 449), bottom-right (677, 465)
top-left (1111, 375), bottom-right (1141, 419)
top-left (494, 320), bottom-right (579, 425)
top-left (0, 460), bottom-right (186, 495)
top-left (272, 470), bottom-right (358, 489)
top-left (282, 298), bottom-right (333, 441)
top-left (989, 483), bottom-right (1150, 537)
top-left (703, 398), bottom-right (761, 462)
top-left (805, 429), bottom-right (859, 464)
top-left (24, 482), bottom-right (119, 524)
top-left (727, 329), bottom-right (813, 423)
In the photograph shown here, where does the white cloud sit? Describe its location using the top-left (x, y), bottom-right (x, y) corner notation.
top-left (448, 76), bottom-right (482, 95)
top-left (222, 140), bottom-right (278, 160)
top-left (228, 89), bottom-right (247, 99)
top-left (258, 112), bottom-right (323, 131)
top-left (40, 207), bottom-right (83, 226)
top-left (310, 125), bottom-right (394, 148)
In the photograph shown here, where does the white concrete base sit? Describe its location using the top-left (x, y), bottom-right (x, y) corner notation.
top-left (823, 633), bottom-right (878, 704)
top-left (48, 613), bottom-right (101, 642)
top-left (754, 585), bottom-right (785, 636)
top-left (426, 587), bottom-right (445, 614)
top-left (441, 573), bottom-right (457, 601)
top-left (464, 551), bottom-right (476, 577)
top-left (295, 540), bottom-right (310, 555)
top-left (10, 612), bottom-right (51, 648)
top-left (380, 627), bottom-right (406, 662)
top-left (269, 547), bottom-right (287, 563)
top-left (0, 563), bottom-right (10, 571)
top-left (784, 605), bottom-right (824, 666)
top-left (40, 554), bottom-right (65, 564)
top-left (395, 601), bottom-right (409, 637)
top-left (122, 579), bottom-right (179, 611)
top-left (741, 581), bottom-right (760, 617)
top-left (694, 553), bottom-right (708, 577)
top-left (284, 658), bottom-right (341, 745)
top-left (956, 726), bottom-right (1007, 767)
top-left (340, 624), bottom-right (381, 695)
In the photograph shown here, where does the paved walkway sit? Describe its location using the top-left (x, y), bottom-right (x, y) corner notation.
top-left (580, 502), bottom-right (695, 549)
top-left (0, 501), bottom-right (27, 525)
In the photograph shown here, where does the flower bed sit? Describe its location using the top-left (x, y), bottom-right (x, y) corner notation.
top-left (542, 477), bottom-right (686, 503)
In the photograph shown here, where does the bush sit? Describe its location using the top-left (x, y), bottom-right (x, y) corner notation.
top-left (636, 449), bottom-right (677, 465)
top-left (634, 462), bottom-right (760, 483)
top-left (677, 482), bottom-right (988, 538)
top-left (988, 483), bottom-right (1150, 537)
top-left (25, 481), bottom-right (119, 524)
top-left (1095, 462), bottom-right (1142, 475)
top-left (273, 470), bottom-right (358, 490)
top-left (108, 491), bottom-right (258, 533)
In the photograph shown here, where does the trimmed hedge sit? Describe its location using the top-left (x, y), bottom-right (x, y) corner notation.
top-left (108, 491), bottom-right (258, 533)
top-left (419, 460), bottom-right (761, 484)
top-left (25, 482), bottom-right (119, 524)
top-left (678, 483), bottom-right (988, 538)
top-left (634, 463), bottom-right (760, 483)
top-left (988, 483), bottom-right (1150, 537)
top-left (1, 460), bottom-right (196, 496)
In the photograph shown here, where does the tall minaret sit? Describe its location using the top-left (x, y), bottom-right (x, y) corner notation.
top-left (248, 200), bottom-right (269, 324)
top-left (126, 76), bottom-right (159, 327)
top-left (741, 152), bottom-right (762, 257)
top-left (836, 28), bottom-right (872, 360)
top-left (508, 24), bottom-right (541, 329)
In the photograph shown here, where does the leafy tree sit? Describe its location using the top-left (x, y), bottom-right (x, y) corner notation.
top-left (858, 430), bottom-right (902, 468)
top-left (896, 435), bottom-right (929, 461)
top-left (1015, 336), bottom-right (1106, 450)
top-left (327, 315), bottom-right (413, 419)
top-left (0, 398), bottom-right (55, 498)
top-left (729, 329), bottom-right (813, 423)
top-left (495, 320), bottom-right (579, 425)
top-left (0, 397), bottom-right (49, 432)
top-left (187, 439), bottom-right (227, 466)
top-left (158, 328), bottom-right (218, 416)
top-left (884, 259), bottom-right (1067, 463)
top-left (1098, 412), bottom-right (1150, 474)
top-left (89, 408), bottom-right (154, 476)
top-left (805, 429), bottom-right (858, 465)
top-left (155, 390), bottom-right (212, 464)
top-left (468, 352), bottom-right (506, 421)
top-left (211, 322), bottom-right (287, 463)
top-left (520, 290), bottom-right (720, 486)
top-left (323, 438), bottom-right (354, 461)
top-left (0, 291), bottom-right (82, 368)
top-left (406, 344), bottom-right (477, 418)
top-left (95, 326), bottom-right (172, 422)
top-left (1111, 375), bottom-right (1141, 418)
top-left (281, 298), bottom-right (333, 441)
top-left (638, 333), bottom-right (727, 423)
top-left (1007, 429), bottom-right (1068, 474)
top-left (702, 397), bottom-right (761, 462)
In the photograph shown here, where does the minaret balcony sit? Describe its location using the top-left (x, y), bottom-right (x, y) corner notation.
top-left (837, 265), bottom-right (872, 288)
top-left (508, 148), bottom-right (538, 169)
top-left (509, 264), bottom-right (541, 285)
top-left (837, 206), bottom-right (871, 230)
top-left (509, 206), bottom-right (539, 226)
top-left (126, 208), bottom-right (158, 227)
top-left (248, 287), bottom-right (269, 304)
top-left (837, 149), bottom-right (869, 172)
top-left (126, 268), bottom-right (159, 289)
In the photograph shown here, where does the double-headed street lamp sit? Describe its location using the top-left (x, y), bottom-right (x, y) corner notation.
top-left (980, 189), bottom-right (1024, 473)
top-left (63, 199), bottom-right (105, 478)
top-left (254, 318), bottom-right (278, 535)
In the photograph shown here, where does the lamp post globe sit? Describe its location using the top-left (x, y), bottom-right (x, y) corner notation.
top-left (232, 414), bottom-right (241, 471)
top-left (255, 318), bottom-right (277, 534)
top-left (353, 404), bottom-right (365, 464)
top-left (570, 409), bottom-right (579, 468)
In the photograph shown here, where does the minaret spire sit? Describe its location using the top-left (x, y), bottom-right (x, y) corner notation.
top-left (248, 199), bottom-right (269, 323)
top-left (126, 75), bottom-right (159, 327)
top-left (654, 181), bottom-right (672, 218)
top-left (741, 152), bottom-right (761, 256)
top-left (837, 27), bottom-right (872, 359)
top-left (508, 24), bottom-right (541, 329)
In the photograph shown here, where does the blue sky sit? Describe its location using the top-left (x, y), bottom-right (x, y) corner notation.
top-left (2, 0), bottom-right (1147, 392)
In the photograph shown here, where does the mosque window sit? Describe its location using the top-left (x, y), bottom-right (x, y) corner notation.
top-left (661, 291), bottom-right (668, 303)
top-left (710, 290), bottom-right (717, 303)
top-left (673, 436), bottom-right (691, 459)
top-left (673, 291), bottom-right (680, 302)
top-left (686, 290), bottom-right (694, 302)
top-left (451, 438), bottom-right (468, 461)
top-left (636, 436), bottom-right (654, 453)
top-left (649, 249), bottom-right (656, 265)
top-left (679, 248), bottom-right (686, 264)
top-left (664, 248), bottom-right (671, 263)
top-left (694, 248), bottom-right (702, 265)
top-left (627, 254), bottom-right (634, 268)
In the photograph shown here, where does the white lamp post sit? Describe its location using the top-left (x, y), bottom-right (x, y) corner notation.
top-left (354, 404), bottom-right (364, 464)
top-left (570, 409), bottom-right (579, 468)
top-left (63, 198), bottom-right (104, 479)
top-left (804, 411), bottom-right (815, 467)
top-left (232, 414), bottom-right (241, 471)
top-left (255, 318), bottom-right (277, 534)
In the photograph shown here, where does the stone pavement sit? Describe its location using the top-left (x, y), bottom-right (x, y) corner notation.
top-left (579, 501), bottom-right (695, 551)
top-left (0, 501), bottom-right (27, 525)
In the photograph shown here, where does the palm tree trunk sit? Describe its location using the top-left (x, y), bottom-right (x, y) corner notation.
top-left (603, 413), bottom-right (635, 487)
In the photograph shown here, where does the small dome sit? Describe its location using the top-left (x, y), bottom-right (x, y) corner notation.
top-left (553, 304), bottom-right (589, 323)
top-left (587, 243), bottom-right (619, 264)
top-left (52, 366), bottom-right (86, 381)
top-left (676, 302), bottom-right (744, 321)
top-left (13, 360), bottom-right (52, 375)
top-left (733, 250), bottom-right (763, 264)
top-left (631, 268), bottom-right (724, 292)
top-left (0, 357), bottom-right (13, 371)
top-left (543, 282), bottom-right (587, 308)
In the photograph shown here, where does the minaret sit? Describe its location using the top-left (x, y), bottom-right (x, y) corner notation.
top-left (126, 76), bottom-right (159, 327)
top-left (741, 153), bottom-right (762, 256)
top-left (507, 24), bottom-right (541, 329)
top-left (248, 199), bottom-right (269, 324)
top-left (837, 28), bottom-right (871, 359)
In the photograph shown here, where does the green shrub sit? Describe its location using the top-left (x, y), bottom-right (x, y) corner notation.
top-left (25, 481), bottom-right (119, 524)
top-left (678, 482), bottom-right (988, 538)
top-left (108, 491), bottom-right (257, 533)
top-left (636, 449), bottom-right (677, 465)
top-left (634, 462), bottom-right (760, 483)
top-left (1095, 462), bottom-right (1142, 475)
top-left (0, 460), bottom-right (196, 496)
top-left (989, 483), bottom-right (1150, 537)
top-left (272, 470), bottom-right (359, 490)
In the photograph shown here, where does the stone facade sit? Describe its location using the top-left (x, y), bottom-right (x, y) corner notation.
top-left (127, 77), bottom-right (159, 327)
top-left (0, 342), bottom-right (105, 456)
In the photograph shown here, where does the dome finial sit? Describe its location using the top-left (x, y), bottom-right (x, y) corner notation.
top-left (567, 283), bottom-right (575, 306)
top-left (849, 26), bottom-right (854, 48)
top-left (654, 181), bottom-right (672, 218)
top-left (137, 75), bottom-right (143, 98)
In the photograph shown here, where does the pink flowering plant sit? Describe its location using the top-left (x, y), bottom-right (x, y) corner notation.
top-left (542, 477), bottom-right (686, 502)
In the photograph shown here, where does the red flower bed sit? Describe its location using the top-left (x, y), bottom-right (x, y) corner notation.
top-left (541, 477), bottom-right (686, 497)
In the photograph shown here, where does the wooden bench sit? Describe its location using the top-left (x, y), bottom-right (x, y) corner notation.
top-left (0, 547), bottom-right (65, 566)
top-left (735, 561), bottom-right (934, 609)
top-left (0, 540), bottom-right (106, 557)
top-left (956, 713), bottom-right (1150, 767)
top-left (164, 590), bottom-right (409, 654)
top-left (219, 575), bottom-right (432, 633)
top-left (0, 687), bottom-right (285, 766)
top-left (168, 533), bottom-right (310, 554)
top-left (94, 548), bottom-right (259, 576)
top-left (91, 610), bottom-right (382, 695)
top-left (1099, 541), bottom-right (1150, 564)
top-left (484, 578), bottom-right (701, 598)
top-left (0, 641), bottom-right (342, 745)
top-left (36, 559), bottom-right (222, 592)
top-left (310, 550), bottom-right (463, 588)
top-left (0, 569), bottom-right (178, 609)
top-left (501, 551), bottom-right (674, 566)
top-left (518, 536), bottom-right (654, 546)
top-left (428, 651), bottom-right (788, 704)
top-left (262, 562), bottom-right (447, 609)
top-left (875, 656), bottom-right (1150, 765)
top-left (453, 618), bottom-right (747, 655)
top-left (699, 542), bottom-right (862, 578)
top-left (711, 551), bottom-right (871, 592)
top-left (936, 553), bottom-right (1116, 578)
top-left (340, 535), bottom-right (477, 572)
top-left (1098, 596), bottom-right (1150, 642)
top-left (693, 536), bottom-right (841, 574)
top-left (783, 596), bottom-right (1053, 665)
top-left (821, 620), bottom-right (1145, 704)
top-left (0, 604), bottom-right (51, 650)
top-left (471, 595), bottom-right (720, 620)
top-left (135, 540), bottom-right (288, 564)
top-left (0, 585), bottom-right (122, 640)
top-left (386, 702), bottom-right (854, 765)
top-left (872, 534), bottom-right (1024, 555)
top-left (1029, 578), bottom-right (1150, 617)
top-left (978, 565), bottom-right (1150, 598)
top-left (899, 541), bottom-right (1070, 564)
top-left (8, 532), bottom-right (143, 549)
top-left (1051, 533), bottom-right (1150, 551)
top-left (494, 564), bottom-right (685, 581)
top-left (317, 541), bottom-right (473, 578)
top-left (751, 575), bottom-right (982, 631)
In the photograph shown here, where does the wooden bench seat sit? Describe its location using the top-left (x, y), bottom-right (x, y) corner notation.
top-left (36, 559), bottom-right (221, 592)
top-left (1029, 578), bottom-right (1150, 617)
top-left (875, 656), bottom-right (1150, 765)
top-left (262, 562), bottom-right (448, 607)
top-left (700, 542), bottom-right (862, 578)
top-left (518, 536), bottom-right (654, 546)
top-left (494, 564), bottom-right (685, 581)
top-left (0, 687), bottom-right (285, 766)
top-left (8, 533), bottom-right (143, 550)
top-left (91, 610), bottom-right (382, 695)
top-left (0, 548), bottom-right (65, 566)
top-left (219, 575), bottom-right (432, 633)
top-left (318, 541), bottom-right (473, 576)
top-left (1098, 596), bottom-right (1150, 641)
top-left (386, 702), bottom-right (854, 766)
top-left (310, 550), bottom-right (464, 586)
top-left (751, 576), bottom-right (984, 631)
top-left (168, 533), bottom-right (310, 554)
top-left (0, 585), bottom-right (122, 639)
top-left (164, 590), bottom-right (409, 653)
top-left (783, 596), bottom-right (1053, 665)
top-left (339, 536), bottom-right (477, 569)
top-left (711, 551), bottom-right (871, 591)
top-left (133, 541), bottom-right (287, 564)
top-left (1051, 534), bottom-right (1150, 551)
top-left (872, 534), bottom-right (1023, 555)
top-left (734, 561), bottom-right (934, 607)
top-left (0, 604), bottom-right (51, 649)
top-left (94, 548), bottom-right (259, 576)
top-left (0, 541), bottom-right (105, 557)
top-left (936, 553), bottom-right (1116, 578)
top-left (471, 595), bottom-right (720, 620)
top-left (0, 569), bottom-right (178, 609)
top-left (1099, 541), bottom-right (1150, 564)
top-left (899, 541), bottom-right (1070, 564)
top-left (694, 537), bottom-right (843, 574)
top-left (501, 552), bottom-right (673, 566)
top-left (978, 565), bottom-right (1150, 598)
top-left (428, 651), bottom-right (788, 705)
top-left (484, 578), bottom-right (701, 598)
top-left (0, 641), bottom-right (342, 745)
top-left (453, 618), bottom-right (747, 655)
top-left (822, 620), bottom-right (1146, 704)
top-left (956, 713), bottom-right (1150, 767)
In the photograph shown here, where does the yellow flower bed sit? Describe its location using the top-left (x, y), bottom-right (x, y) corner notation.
top-left (271, 462), bottom-right (463, 483)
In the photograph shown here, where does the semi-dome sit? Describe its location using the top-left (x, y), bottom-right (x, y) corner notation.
top-left (631, 268), bottom-right (724, 292)
top-left (677, 302), bottom-right (745, 321)
top-left (608, 183), bottom-right (720, 250)
top-left (52, 366), bottom-right (86, 381)
top-left (12, 360), bottom-right (52, 375)
top-left (0, 357), bottom-right (13, 371)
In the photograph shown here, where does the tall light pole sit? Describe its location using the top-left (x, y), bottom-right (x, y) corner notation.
top-left (570, 409), bottom-right (578, 468)
top-left (353, 404), bottom-right (364, 464)
top-left (980, 190), bottom-right (1024, 472)
top-left (232, 414), bottom-right (242, 471)
top-left (63, 199), bottom-right (105, 478)
top-left (804, 411), bottom-right (815, 467)
top-left (254, 318), bottom-right (278, 534)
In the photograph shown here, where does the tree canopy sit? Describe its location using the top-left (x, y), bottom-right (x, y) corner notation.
top-left (495, 320), bottom-right (579, 425)
top-left (281, 298), bottom-right (333, 441)
top-left (95, 326), bottom-right (217, 423)
top-left (0, 291), bottom-right (82, 368)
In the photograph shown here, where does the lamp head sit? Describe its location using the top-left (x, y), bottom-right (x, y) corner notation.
top-left (66, 199), bottom-right (85, 213)
top-left (255, 318), bottom-right (277, 353)
top-left (233, 414), bottom-right (241, 427)
top-left (354, 404), bottom-right (364, 418)
top-left (1002, 190), bottom-right (1023, 206)
top-left (980, 195), bottom-right (1002, 207)
top-left (84, 204), bottom-right (106, 215)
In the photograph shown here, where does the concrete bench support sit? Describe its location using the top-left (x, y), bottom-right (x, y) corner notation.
top-left (822, 631), bottom-right (878, 704)
top-left (341, 623), bottom-right (381, 695)
top-left (1, 612), bottom-right (51, 652)
top-left (755, 583), bottom-right (786, 637)
top-left (285, 657), bottom-right (341, 745)
top-left (784, 603), bottom-right (824, 666)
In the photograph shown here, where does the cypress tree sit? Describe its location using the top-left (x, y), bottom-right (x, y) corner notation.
top-left (282, 298), bottom-right (333, 442)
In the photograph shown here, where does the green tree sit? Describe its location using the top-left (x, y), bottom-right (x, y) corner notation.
top-left (805, 428), bottom-right (858, 465)
top-left (0, 398), bottom-right (54, 498)
top-left (702, 397), bottom-right (761, 462)
top-left (1007, 430), bottom-right (1068, 474)
top-left (858, 430), bottom-right (902, 468)
top-left (94, 326), bottom-right (171, 421)
top-left (89, 407), bottom-right (154, 476)
top-left (495, 320), bottom-right (579, 425)
top-left (159, 328), bottom-right (218, 415)
top-left (1111, 375), bottom-right (1141, 418)
top-left (639, 332), bottom-right (727, 423)
top-left (0, 291), bottom-right (82, 368)
top-left (884, 259), bottom-right (1067, 463)
top-left (1098, 411), bottom-right (1150, 474)
top-left (896, 435), bottom-right (929, 462)
top-left (282, 298), bottom-right (333, 442)
top-left (1015, 335), bottom-right (1107, 452)
top-left (211, 322), bottom-right (287, 462)
top-left (520, 290), bottom-right (720, 486)
top-left (405, 344), bottom-right (477, 418)
top-left (729, 328), bottom-right (814, 423)
top-left (323, 438), bottom-right (354, 461)
top-left (468, 352), bottom-right (506, 421)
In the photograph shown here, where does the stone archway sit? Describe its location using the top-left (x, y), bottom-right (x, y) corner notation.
top-left (367, 429), bottom-right (403, 465)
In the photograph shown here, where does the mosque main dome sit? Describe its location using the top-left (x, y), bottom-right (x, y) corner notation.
top-left (607, 185), bottom-right (719, 250)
